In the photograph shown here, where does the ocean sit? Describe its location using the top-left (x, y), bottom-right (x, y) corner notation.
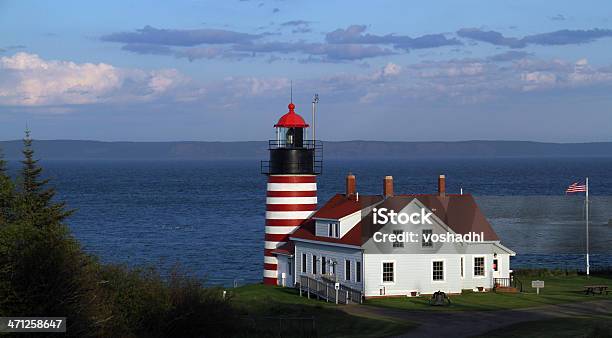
top-left (12, 157), bottom-right (612, 286)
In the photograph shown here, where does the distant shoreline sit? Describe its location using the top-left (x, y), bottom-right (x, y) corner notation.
top-left (2, 139), bottom-right (612, 160)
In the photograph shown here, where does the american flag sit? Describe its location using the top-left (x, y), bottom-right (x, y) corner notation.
top-left (566, 182), bottom-right (587, 194)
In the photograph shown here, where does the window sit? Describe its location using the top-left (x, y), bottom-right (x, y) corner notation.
top-left (330, 261), bottom-right (336, 275)
top-left (285, 128), bottom-right (294, 145)
top-left (474, 257), bottom-right (485, 277)
top-left (392, 229), bottom-right (404, 248)
top-left (312, 255), bottom-right (317, 275)
top-left (493, 259), bottom-right (499, 272)
top-left (460, 257), bottom-right (464, 278)
top-left (328, 222), bottom-right (340, 238)
top-left (288, 261), bottom-right (292, 276)
top-left (432, 261), bottom-right (444, 281)
top-left (422, 229), bottom-right (433, 247)
top-left (345, 260), bottom-right (351, 281)
top-left (382, 262), bottom-right (394, 283)
top-left (356, 261), bottom-right (362, 283)
top-left (302, 253), bottom-right (307, 273)
top-left (321, 256), bottom-right (326, 274)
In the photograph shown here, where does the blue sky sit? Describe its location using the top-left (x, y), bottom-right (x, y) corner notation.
top-left (1, 0), bottom-right (612, 142)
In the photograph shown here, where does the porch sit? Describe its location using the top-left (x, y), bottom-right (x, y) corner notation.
top-left (297, 275), bottom-right (363, 305)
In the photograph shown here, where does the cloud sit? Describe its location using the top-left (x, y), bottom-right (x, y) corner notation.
top-left (417, 57), bottom-right (612, 94)
top-left (280, 20), bottom-right (312, 33)
top-left (414, 60), bottom-right (487, 79)
top-left (457, 28), bottom-right (525, 48)
top-left (175, 47), bottom-right (251, 61)
top-left (101, 25), bottom-right (262, 47)
top-left (4, 52), bottom-right (612, 115)
top-left (115, 38), bottom-right (393, 62)
top-left (235, 41), bottom-right (394, 61)
top-left (291, 27), bottom-right (312, 34)
top-left (118, 43), bottom-right (251, 61)
top-left (326, 25), bottom-right (461, 50)
top-left (381, 62), bottom-right (401, 76)
top-left (523, 29), bottom-right (612, 46)
top-left (308, 55), bottom-right (612, 106)
top-left (104, 24), bottom-right (396, 62)
top-left (272, 8), bottom-right (280, 13)
top-left (326, 25), bottom-right (368, 43)
top-left (458, 28), bottom-right (612, 48)
top-left (121, 43), bottom-right (175, 55)
top-left (280, 20), bottom-right (310, 27)
top-left (520, 71), bottom-right (557, 90)
top-left (0, 53), bottom-right (187, 106)
top-left (221, 77), bottom-right (289, 97)
top-left (0, 53), bottom-right (300, 109)
top-left (487, 51), bottom-right (531, 62)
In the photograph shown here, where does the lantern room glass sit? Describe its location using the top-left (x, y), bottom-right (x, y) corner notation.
top-left (276, 127), bottom-right (304, 148)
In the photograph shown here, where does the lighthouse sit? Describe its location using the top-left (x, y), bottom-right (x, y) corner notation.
top-left (261, 102), bottom-right (322, 285)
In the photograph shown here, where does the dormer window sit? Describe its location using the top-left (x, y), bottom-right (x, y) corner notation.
top-left (328, 222), bottom-right (340, 238)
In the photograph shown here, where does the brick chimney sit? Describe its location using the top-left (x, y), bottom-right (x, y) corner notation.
top-left (383, 176), bottom-right (394, 198)
top-left (346, 173), bottom-right (356, 198)
top-left (438, 174), bottom-right (446, 197)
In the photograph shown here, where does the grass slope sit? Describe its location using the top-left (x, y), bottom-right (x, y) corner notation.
top-left (231, 284), bottom-right (414, 337)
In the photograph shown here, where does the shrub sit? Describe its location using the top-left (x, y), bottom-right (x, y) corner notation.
top-left (0, 222), bottom-right (103, 336)
top-left (97, 264), bottom-right (239, 337)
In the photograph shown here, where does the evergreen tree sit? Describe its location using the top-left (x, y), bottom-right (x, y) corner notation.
top-left (16, 130), bottom-right (72, 227)
top-left (0, 147), bottom-right (14, 226)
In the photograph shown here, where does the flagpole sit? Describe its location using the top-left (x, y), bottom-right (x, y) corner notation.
top-left (586, 177), bottom-right (590, 277)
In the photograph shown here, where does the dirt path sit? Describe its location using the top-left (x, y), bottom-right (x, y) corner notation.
top-left (341, 299), bottom-right (612, 337)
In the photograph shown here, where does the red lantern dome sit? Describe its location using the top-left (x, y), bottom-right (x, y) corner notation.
top-left (274, 103), bottom-right (309, 128)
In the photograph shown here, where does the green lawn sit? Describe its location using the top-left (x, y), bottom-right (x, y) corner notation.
top-left (475, 317), bottom-right (612, 338)
top-left (230, 284), bottom-right (414, 337)
top-left (226, 274), bottom-right (612, 336)
top-left (366, 274), bottom-right (612, 312)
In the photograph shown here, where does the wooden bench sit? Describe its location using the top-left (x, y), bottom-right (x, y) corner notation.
top-left (584, 285), bottom-right (609, 295)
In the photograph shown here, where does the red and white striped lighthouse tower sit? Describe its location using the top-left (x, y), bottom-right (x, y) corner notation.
top-left (261, 102), bottom-right (322, 285)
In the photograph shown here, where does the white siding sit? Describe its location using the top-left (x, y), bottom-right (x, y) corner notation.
top-left (294, 241), bottom-right (363, 291)
top-left (361, 199), bottom-right (513, 296)
top-left (276, 255), bottom-right (294, 287)
top-left (363, 252), bottom-right (513, 296)
top-left (314, 211), bottom-right (366, 238)
top-left (364, 253), bottom-right (464, 296)
top-left (315, 220), bottom-right (338, 237)
top-left (339, 212), bottom-right (361, 238)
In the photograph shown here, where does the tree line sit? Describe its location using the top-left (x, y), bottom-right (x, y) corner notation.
top-left (0, 132), bottom-right (239, 337)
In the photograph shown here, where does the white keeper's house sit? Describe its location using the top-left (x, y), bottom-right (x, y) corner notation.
top-left (261, 101), bottom-right (515, 298)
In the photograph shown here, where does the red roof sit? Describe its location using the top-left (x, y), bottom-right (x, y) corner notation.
top-left (311, 194), bottom-right (383, 220)
top-left (289, 193), bottom-right (500, 248)
top-left (359, 194), bottom-right (500, 242)
top-left (289, 194), bottom-right (383, 247)
top-left (271, 242), bottom-right (294, 256)
top-left (291, 218), bottom-right (364, 247)
top-left (274, 103), bottom-right (309, 128)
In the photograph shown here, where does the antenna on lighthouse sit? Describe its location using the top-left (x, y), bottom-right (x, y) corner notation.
top-left (312, 93), bottom-right (319, 141)
top-left (290, 81), bottom-right (293, 102)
